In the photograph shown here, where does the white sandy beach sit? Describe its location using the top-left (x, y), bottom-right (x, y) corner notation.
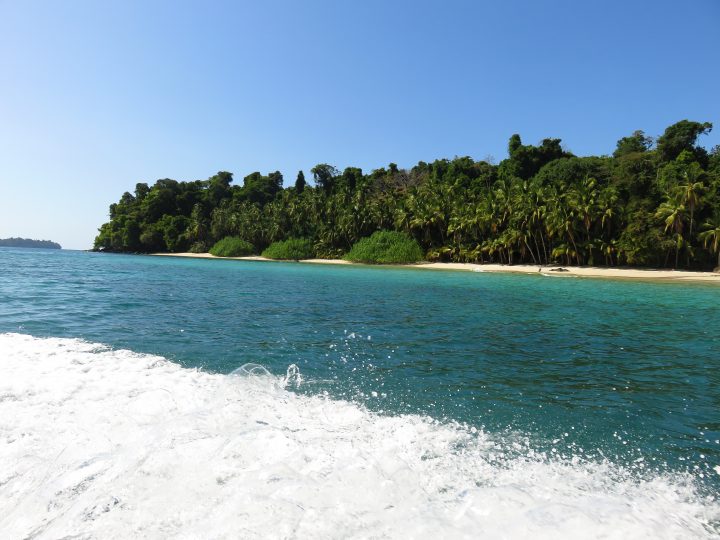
top-left (151, 253), bottom-right (720, 284)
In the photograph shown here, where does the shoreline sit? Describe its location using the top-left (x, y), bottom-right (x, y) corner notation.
top-left (150, 252), bottom-right (720, 284)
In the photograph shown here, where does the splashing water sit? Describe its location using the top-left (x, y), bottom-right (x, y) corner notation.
top-left (283, 363), bottom-right (302, 388)
top-left (0, 333), bottom-right (718, 539)
top-left (231, 362), bottom-right (273, 377)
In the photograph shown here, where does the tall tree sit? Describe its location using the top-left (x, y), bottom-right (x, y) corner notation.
top-left (698, 213), bottom-right (720, 269)
top-left (295, 170), bottom-right (306, 193)
top-left (311, 164), bottom-right (339, 193)
top-left (656, 120), bottom-right (712, 163)
top-left (655, 193), bottom-right (687, 269)
top-left (613, 130), bottom-right (653, 158)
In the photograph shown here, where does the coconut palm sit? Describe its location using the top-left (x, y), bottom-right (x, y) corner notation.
top-left (677, 177), bottom-right (705, 239)
top-left (655, 193), bottom-right (687, 269)
top-left (698, 213), bottom-right (720, 269)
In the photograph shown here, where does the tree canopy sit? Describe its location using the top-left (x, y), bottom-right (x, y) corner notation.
top-left (94, 119), bottom-right (720, 270)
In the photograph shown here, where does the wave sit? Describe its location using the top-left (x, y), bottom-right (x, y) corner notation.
top-left (0, 333), bottom-right (717, 539)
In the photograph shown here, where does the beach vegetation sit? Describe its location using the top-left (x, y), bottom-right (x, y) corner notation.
top-left (698, 213), bottom-right (720, 270)
top-left (261, 238), bottom-right (315, 260)
top-left (345, 231), bottom-right (423, 264)
top-left (94, 119), bottom-right (720, 270)
top-left (189, 241), bottom-right (208, 254)
top-left (209, 237), bottom-right (255, 257)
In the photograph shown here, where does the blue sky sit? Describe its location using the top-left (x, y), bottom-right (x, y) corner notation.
top-left (1, 0), bottom-right (718, 249)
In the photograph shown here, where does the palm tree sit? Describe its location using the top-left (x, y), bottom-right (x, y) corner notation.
top-left (698, 213), bottom-right (720, 270)
top-left (551, 243), bottom-right (578, 266)
top-left (546, 198), bottom-right (580, 265)
top-left (598, 186), bottom-right (619, 239)
top-left (677, 176), bottom-right (705, 239)
top-left (655, 193), bottom-right (687, 269)
top-left (599, 238), bottom-right (618, 266)
top-left (527, 181), bottom-right (549, 264)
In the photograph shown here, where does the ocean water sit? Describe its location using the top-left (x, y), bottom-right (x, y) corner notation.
top-left (0, 247), bottom-right (718, 538)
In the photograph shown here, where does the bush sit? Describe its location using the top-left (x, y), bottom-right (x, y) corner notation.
top-left (189, 241), bottom-right (208, 254)
top-left (209, 237), bottom-right (255, 257)
top-left (345, 230), bottom-right (423, 264)
top-left (261, 238), bottom-right (315, 260)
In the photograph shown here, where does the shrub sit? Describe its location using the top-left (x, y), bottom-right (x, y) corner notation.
top-left (189, 241), bottom-right (208, 254)
top-left (345, 230), bottom-right (423, 264)
top-left (209, 236), bottom-right (255, 257)
top-left (261, 238), bottom-right (315, 260)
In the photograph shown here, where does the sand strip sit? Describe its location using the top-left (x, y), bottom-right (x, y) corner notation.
top-left (150, 253), bottom-right (720, 284)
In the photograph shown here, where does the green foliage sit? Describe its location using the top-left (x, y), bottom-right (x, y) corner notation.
top-left (209, 236), bottom-right (255, 257)
top-left (210, 236), bottom-right (255, 257)
top-left (158, 215), bottom-right (190, 252)
top-left (499, 136), bottom-right (571, 180)
top-left (657, 120), bottom-right (712, 164)
top-left (340, 167), bottom-right (363, 191)
top-left (508, 134), bottom-right (522, 157)
top-left (205, 172), bottom-right (233, 207)
top-left (294, 170), bottom-right (306, 193)
top-left (189, 241), bottom-right (208, 254)
top-left (709, 146), bottom-right (720, 174)
top-left (94, 120), bottom-right (720, 270)
top-left (242, 171), bottom-right (283, 205)
top-left (534, 157), bottom-right (610, 189)
top-left (612, 152), bottom-right (657, 199)
top-left (261, 238), bottom-right (315, 260)
top-left (345, 231), bottom-right (423, 264)
top-left (699, 212), bottom-right (720, 269)
top-left (311, 164), bottom-right (339, 192)
top-left (613, 130), bottom-right (653, 158)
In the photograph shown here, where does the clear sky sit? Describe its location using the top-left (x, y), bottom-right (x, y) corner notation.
top-left (1, 0), bottom-right (718, 249)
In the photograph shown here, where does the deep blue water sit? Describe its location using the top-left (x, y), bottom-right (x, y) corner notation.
top-left (1, 247), bottom-right (719, 490)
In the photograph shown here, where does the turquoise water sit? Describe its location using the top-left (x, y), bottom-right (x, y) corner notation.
top-left (1, 246), bottom-right (719, 492)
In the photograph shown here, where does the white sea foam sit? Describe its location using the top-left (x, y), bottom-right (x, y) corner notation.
top-left (0, 333), bottom-right (717, 539)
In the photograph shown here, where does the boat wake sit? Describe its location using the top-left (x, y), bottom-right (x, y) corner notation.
top-left (0, 333), bottom-right (717, 539)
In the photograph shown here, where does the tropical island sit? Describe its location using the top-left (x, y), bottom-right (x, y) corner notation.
top-left (0, 237), bottom-right (61, 249)
top-left (94, 120), bottom-right (720, 271)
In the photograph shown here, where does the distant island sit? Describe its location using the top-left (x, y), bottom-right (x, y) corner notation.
top-left (0, 238), bottom-right (61, 249)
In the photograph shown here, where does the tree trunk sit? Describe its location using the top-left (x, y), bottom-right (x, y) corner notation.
top-left (525, 240), bottom-right (537, 265)
top-left (568, 231), bottom-right (580, 265)
top-left (539, 234), bottom-right (548, 265)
